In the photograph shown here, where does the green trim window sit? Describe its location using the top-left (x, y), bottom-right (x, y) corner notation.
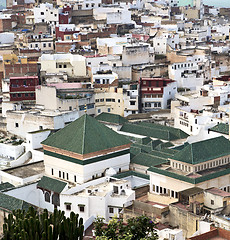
top-left (65, 203), bottom-right (71, 211)
top-left (78, 204), bottom-right (85, 212)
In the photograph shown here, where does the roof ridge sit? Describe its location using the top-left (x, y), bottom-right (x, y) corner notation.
top-left (190, 143), bottom-right (194, 164)
top-left (81, 114), bottom-right (87, 154)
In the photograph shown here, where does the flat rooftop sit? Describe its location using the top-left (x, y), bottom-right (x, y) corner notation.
top-left (122, 175), bottom-right (149, 189)
top-left (8, 109), bottom-right (74, 117)
top-left (4, 161), bottom-right (44, 178)
top-left (73, 179), bottom-right (130, 197)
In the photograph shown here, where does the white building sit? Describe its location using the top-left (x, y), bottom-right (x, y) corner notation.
top-left (42, 114), bottom-right (131, 184)
top-left (39, 53), bottom-right (87, 78)
top-left (33, 3), bottom-right (61, 25)
top-left (168, 55), bottom-right (207, 89)
top-left (93, 72), bottom-right (118, 85)
top-left (36, 83), bottom-right (95, 115)
top-left (123, 83), bottom-right (139, 117)
top-left (5, 108), bottom-right (79, 138)
top-left (107, 9), bottom-right (132, 25)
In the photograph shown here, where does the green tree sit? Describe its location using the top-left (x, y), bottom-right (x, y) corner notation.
top-left (94, 215), bottom-right (158, 240)
top-left (2, 207), bottom-right (84, 240)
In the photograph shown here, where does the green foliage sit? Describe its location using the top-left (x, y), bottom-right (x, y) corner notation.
top-left (2, 207), bottom-right (84, 240)
top-left (94, 215), bottom-right (158, 240)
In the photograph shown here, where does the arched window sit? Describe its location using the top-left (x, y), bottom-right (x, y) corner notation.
top-left (45, 192), bottom-right (50, 202)
top-left (52, 193), bottom-right (60, 206)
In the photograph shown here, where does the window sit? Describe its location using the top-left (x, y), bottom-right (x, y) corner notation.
top-left (66, 204), bottom-right (71, 210)
top-left (74, 175), bottom-right (76, 182)
top-left (59, 171), bottom-right (61, 177)
top-left (41, 12), bottom-right (44, 15)
top-left (25, 93), bottom-right (28, 97)
top-left (18, 93), bottom-right (21, 97)
top-left (130, 101), bottom-right (135, 105)
top-left (48, 43), bottom-right (51, 47)
top-left (69, 106), bottom-right (72, 111)
top-left (160, 187), bottom-right (162, 194)
top-left (98, 109), bottom-right (101, 114)
top-left (63, 172), bottom-right (65, 179)
top-left (156, 186), bottom-right (159, 193)
top-left (67, 173), bottom-right (69, 180)
top-left (30, 93), bottom-right (34, 97)
top-left (108, 108), bottom-right (111, 112)
top-left (15, 123), bottom-right (19, 128)
top-left (45, 192), bottom-right (50, 202)
top-left (43, 43), bottom-right (46, 48)
top-left (51, 168), bottom-right (54, 175)
top-left (63, 64), bottom-right (67, 68)
top-left (52, 193), bottom-right (60, 206)
top-left (109, 207), bottom-right (114, 213)
top-left (113, 186), bottom-right (118, 194)
top-left (79, 206), bottom-right (84, 212)
top-left (211, 200), bottom-right (214, 205)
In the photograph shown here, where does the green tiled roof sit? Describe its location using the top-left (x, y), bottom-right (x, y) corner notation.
top-left (95, 112), bottom-right (127, 125)
top-left (141, 137), bottom-right (152, 145)
top-left (148, 165), bottom-right (230, 184)
top-left (154, 142), bottom-right (174, 150)
top-left (171, 136), bottom-right (230, 164)
top-left (132, 143), bottom-right (152, 153)
top-left (148, 150), bottom-right (172, 158)
top-left (210, 123), bottom-right (229, 135)
top-left (147, 140), bottom-right (163, 149)
top-left (0, 182), bottom-right (14, 191)
top-left (131, 152), bottom-right (168, 167)
top-left (172, 144), bottom-right (186, 151)
top-left (42, 114), bottom-right (130, 155)
top-left (112, 170), bottom-right (149, 180)
top-left (161, 148), bottom-right (178, 154)
top-left (120, 122), bottom-right (188, 141)
top-left (0, 192), bottom-right (31, 212)
top-left (139, 122), bottom-right (189, 139)
top-left (130, 145), bottom-right (142, 159)
top-left (37, 176), bottom-right (67, 193)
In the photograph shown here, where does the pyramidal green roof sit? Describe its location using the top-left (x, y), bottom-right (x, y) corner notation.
top-left (171, 136), bottom-right (230, 165)
top-left (95, 112), bottom-right (128, 125)
top-left (42, 114), bottom-right (131, 155)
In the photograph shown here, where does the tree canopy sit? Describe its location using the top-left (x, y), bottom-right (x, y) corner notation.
top-left (94, 215), bottom-right (158, 240)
